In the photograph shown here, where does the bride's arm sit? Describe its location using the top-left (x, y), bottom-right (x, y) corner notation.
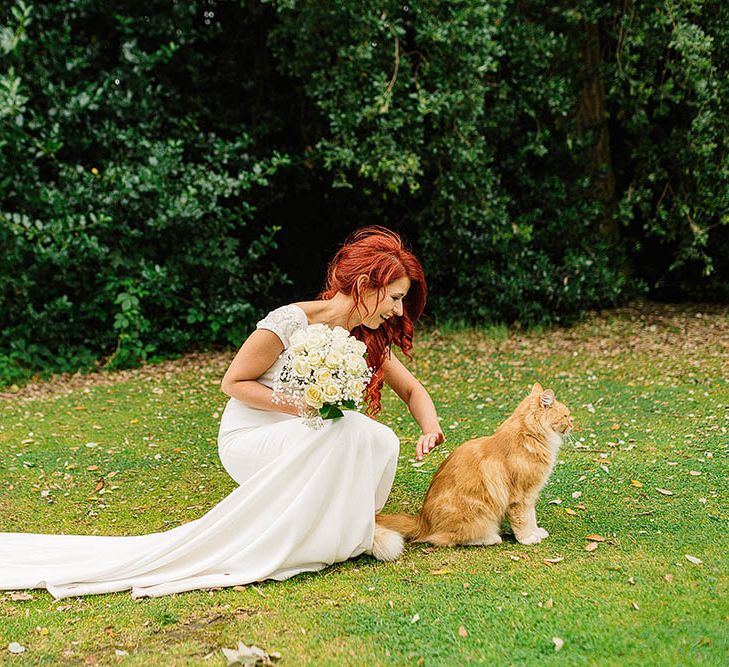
top-left (220, 330), bottom-right (299, 416)
top-left (382, 353), bottom-right (445, 461)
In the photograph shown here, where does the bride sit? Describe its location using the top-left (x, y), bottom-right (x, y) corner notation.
top-left (0, 226), bottom-right (444, 599)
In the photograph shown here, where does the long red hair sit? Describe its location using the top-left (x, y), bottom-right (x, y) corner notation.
top-left (318, 226), bottom-right (427, 417)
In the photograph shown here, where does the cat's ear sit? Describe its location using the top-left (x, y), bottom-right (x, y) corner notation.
top-left (540, 389), bottom-right (555, 408)
top-left (530, 382), bottom-right (544, 395)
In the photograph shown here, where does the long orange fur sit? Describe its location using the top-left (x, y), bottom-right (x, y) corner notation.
top-left (377, 383), bottom-right (573, 547)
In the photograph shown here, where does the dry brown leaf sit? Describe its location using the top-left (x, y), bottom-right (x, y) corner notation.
top-left (656, 488), bottom-right (674, 496)
top-left (8, 592), bottom-right (33, 601)
top-left (543, 557), bottom-right (564, 565)
top-left (584, 534), bottom-right (606, 542)
top-left (565, 508), bottom-right (578, 516)
top-left (631, 480), bottom-right (643, 488)
top-left (685, 555), bottom-right (703, 565)
top-left (544, 598), bottom-right (554, 609)
top-left (458, 625), bottom-right (468, 637)
top-left (430, 568), bottom-right (451, 576)
top-left (585, 542), bottom-right (599, 552)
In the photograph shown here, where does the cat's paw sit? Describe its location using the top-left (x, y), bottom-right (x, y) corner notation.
top-left (535, 527), bottom-right (549, 539)
top-left (516, 532), bottom-right (543, 545)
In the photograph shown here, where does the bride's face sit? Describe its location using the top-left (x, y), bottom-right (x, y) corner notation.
top-left (359, 275), bottom-right (411, 329)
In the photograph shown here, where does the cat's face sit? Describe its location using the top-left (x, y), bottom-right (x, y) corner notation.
top-left (524, 383), bottom-right (573, 435)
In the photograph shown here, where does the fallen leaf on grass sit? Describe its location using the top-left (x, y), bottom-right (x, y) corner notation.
top-left (665, 574), bottom-right (674, 583)
top-left (543, 557), bottom-right (564, 565)
top-left (458, 625), bottom-right (468, 637)
top-left (430, 568), bottom-right (451, 575)
top-left (688, 470), bottom-right (702, 476)
top-left (115, 650), bottom-right (129, 656)
top-left (585, 542), bottom-right (599, 552)
top-left (544, 598), bottom-right (554, 609)
top-left (8, 643), bottom-right (26, 654)
top-left (564, 508), bottom-right (578, 516)
top-left (685, 555), bottom-right (703, 565)
top-left (548, 498), bottom-right (562, 505)
top-left (552, 637), bottom-right (564, 652)
top-left (410, 613), bottom-right (421, 624)
top-left (632, 602), bottom-right (640, 611)
top-left (631, 480), bottom-right (643, 488)
top-left (7, 591), bottom-right (33, 601)
top-left (584, 534), bottom-right (606, 542)
top-left (656, 488), bottom-right (674, 496)
top-left (221, 641), bottom-right (280, 666)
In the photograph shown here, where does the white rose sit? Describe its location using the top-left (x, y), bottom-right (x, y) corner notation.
top-left (304, 324), bottom-right (328, 352)
top-left (292, 357), bottom-right (311, 378)
top-left (304, 384), bottom-right (324, 409)
top-left (314, 367), bottom-right (333, 385)
top-left (307, 350), bottom-right (324, 367)
top-left (323, 381), bottom-right (342, 404)
top-left (331, 338), bottom-right (349, 355)
top-left (289, 329), bottom-right (307, 353)
top-left (345, 354), bottom-right (368, 375)
top-left (325, 350), bottom-right (343, 368)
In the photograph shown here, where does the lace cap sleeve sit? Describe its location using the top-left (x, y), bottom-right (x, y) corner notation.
top-left (256, 305), bottom-right (308, 348)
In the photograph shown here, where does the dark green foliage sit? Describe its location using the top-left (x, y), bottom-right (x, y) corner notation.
top-left (1, 0), bottom-right (726, 383)
top-left (0, 1), bottom-right (289, 383)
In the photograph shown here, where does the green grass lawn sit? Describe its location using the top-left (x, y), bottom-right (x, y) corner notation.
top-left (1, 302), bottom-right (727, 665)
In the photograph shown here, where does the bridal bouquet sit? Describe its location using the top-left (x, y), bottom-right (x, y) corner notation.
top-left (272, 323), bottom-right (373, 429)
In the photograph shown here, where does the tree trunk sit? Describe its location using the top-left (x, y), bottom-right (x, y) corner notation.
top-left (576, 21), bottom-right (617, 238)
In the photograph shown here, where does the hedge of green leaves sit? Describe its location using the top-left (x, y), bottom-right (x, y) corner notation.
top-left (1, 0), bottom-right (726, 383)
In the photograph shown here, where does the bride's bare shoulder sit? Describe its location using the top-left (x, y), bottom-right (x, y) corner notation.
top-left (291, 300), bottom-right (323, 321)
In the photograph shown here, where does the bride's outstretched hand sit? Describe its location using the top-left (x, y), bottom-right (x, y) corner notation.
top-left (416, 430), bottom-right (445, 461)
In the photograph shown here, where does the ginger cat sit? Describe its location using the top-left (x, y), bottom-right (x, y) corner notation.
top-left (375, 383), bottom-right (572, 554)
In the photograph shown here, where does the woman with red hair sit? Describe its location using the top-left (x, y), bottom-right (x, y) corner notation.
top-left (0, 226), bottom-right (442, 599)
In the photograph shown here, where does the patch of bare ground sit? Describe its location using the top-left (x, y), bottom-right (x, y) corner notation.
top-left (0, 351), bottom-right (232, 403)
top-left (2, 301), bottom-right (726, 403)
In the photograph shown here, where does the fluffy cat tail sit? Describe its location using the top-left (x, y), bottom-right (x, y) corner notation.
top-left (375, 513), bottom-right (424, 541)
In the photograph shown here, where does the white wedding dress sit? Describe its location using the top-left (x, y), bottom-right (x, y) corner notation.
top-left (0, 305), bottom-right (400, 599)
